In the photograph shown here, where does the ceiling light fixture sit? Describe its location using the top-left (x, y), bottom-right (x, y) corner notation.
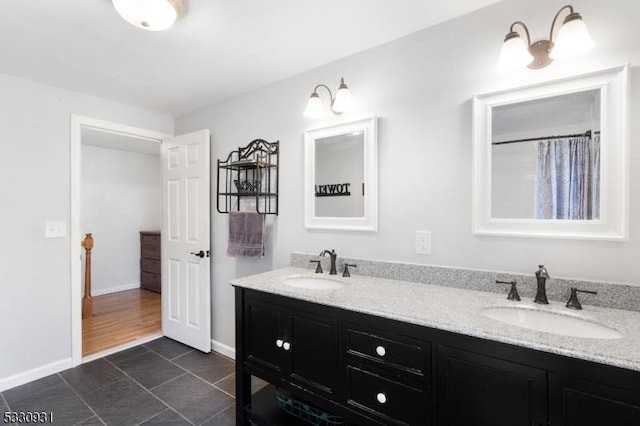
top-left (497, 5), bottom-right (594, 72)
top-left (112, 0), bottom-right (185, 31)
top-left (303, 78), bottom-right (354, 119)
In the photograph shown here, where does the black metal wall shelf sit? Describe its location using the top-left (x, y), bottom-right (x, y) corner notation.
top-left (217, 139), bottom-right (279, 215)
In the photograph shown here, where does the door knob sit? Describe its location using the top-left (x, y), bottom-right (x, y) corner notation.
top-left (190, 250), bottom-right (210, 258)
top-left (282, 342), bottom-right (291, 351)
top-left (375, 345), bottom-right (386, 356)
top-left (376, 392), bottom-right (387, 404)
top-left (276, 339), bottom-right (283, 348)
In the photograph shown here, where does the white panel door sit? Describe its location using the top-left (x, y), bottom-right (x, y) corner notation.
top-left (162, 129), bottom-right (211, 352)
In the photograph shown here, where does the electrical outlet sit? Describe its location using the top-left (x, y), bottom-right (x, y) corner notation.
top-left (415, 231), bottom-right (432, 255)
top-left (45, 222), bottom-right (66, 238)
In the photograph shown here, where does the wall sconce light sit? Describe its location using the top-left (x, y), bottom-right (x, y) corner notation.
top-left (497, 5), bottom-right (595, 72)
top-left (303, 78), bottom-right (354, 119)
top-left (112, 0), bottom-right (185, 31)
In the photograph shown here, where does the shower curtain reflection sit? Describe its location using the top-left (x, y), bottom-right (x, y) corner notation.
top-left (535, 134), bottom-right (600, 220)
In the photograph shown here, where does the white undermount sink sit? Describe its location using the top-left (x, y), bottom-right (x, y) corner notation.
top-left (482, 307), bottom-right (623, 339)
top-left (283, 276), bottom-right (345, 290)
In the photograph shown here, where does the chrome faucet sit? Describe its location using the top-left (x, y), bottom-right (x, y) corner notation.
top-left (319, 249), bottom-right (338, 275)
top-left (534, 265), bottom-right (550, 304)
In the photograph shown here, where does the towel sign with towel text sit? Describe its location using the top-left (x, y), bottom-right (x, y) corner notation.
top-left (315, 183), bottom-right (351, 197)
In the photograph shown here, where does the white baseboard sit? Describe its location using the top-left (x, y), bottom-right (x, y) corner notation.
top-left (91, 282), bottom-right (140, 297)
top-left (0, 337), bottom-right (233, 392)
top-left (0, 358), bottom-right (73, 393)
top-left (212, 339), bottom-right (236, 360)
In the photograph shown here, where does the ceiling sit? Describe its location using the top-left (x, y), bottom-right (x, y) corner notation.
top-left (0, 0), bottom-right (502, 116)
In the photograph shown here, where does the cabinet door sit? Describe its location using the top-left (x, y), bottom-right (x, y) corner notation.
top-left (287, 310), bottom-right (339, 396)
top-left (549, 373), bottom-right (640, 426)
top-left (244, 298), bottom-right (286, 374)
top-left (437, 345), bottom-right (547, 426)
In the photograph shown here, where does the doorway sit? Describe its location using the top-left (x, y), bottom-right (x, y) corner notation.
top-left (80, 127), bottom-right (163, 356)
top-left (70, 115), bottom-right (171, 365)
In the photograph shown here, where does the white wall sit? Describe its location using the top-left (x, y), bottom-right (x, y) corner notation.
top-left (81, 144), bottom-right (161, 295)
top-left (0, 73), bottom-right (172, 388)
top-left (491, 141), bottom-right (538, 218)
top-left (176, 0), bottom-right (640, 350)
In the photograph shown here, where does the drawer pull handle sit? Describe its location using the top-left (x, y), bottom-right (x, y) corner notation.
top-left (376, 392), bottom-right (387, 404)
top-left (276, 339), bottom-right (283, 348)
top-left (375, 345), bottom-right (386, 356)
top-left (283, 342), bottom-right (291, 351)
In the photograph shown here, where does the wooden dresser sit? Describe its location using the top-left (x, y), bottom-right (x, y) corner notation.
top-left (140, 231), bottom-right (161, 293)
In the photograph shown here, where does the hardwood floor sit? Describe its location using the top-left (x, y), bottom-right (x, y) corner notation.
top-left (82, 289), bottom-right (161, 356)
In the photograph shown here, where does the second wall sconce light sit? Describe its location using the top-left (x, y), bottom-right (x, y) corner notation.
top-left (497, 4), bottom-right (595, 72)
top-left (303, 78), bottom-right (354, 119)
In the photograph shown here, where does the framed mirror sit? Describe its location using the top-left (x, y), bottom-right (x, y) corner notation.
top-left (304, 116), bottom-right (378, 231)
top-left (472, 65), bottom-right (629, 240)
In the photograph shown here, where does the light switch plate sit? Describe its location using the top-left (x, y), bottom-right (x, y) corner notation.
top-left (415, 231), bottom-right (432, 255)
top-left (45, 222), bottom-right (66, 238)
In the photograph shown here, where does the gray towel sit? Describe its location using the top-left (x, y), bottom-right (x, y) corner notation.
top-left (227, 212), bottom-right (265, 257)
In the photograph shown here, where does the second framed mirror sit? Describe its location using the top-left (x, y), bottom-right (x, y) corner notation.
top-left (472, 65), bottom-right (629, 240)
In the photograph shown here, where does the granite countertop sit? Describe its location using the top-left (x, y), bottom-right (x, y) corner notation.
top-left (231, 267), bottom-right (640, 372)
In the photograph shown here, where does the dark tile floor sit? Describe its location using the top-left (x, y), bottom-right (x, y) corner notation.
top-left (1, 338), bottom-right (265, 425)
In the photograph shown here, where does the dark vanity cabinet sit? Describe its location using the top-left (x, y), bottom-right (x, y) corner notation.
top-left (435, 334), bottom-right (640, 426)
top-left (235, 287), bottom-right (640, 426)
top-left (243, 294), bottom-right (340, 398)
top-left (436, 344), bottom-right (547, 426)
top-left (549, 372), bottom-right (640, 425)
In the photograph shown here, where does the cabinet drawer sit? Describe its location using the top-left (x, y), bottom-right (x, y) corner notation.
top-left (140, 232), bottom-right (160, 244)
top-left (141, 243), bottom-right (160, 259)
top-left (346, 365), bottom-right (428, 425)
top-left (346, 326), bottom-right (429, 379)
top-left (141, 272), bottom-right (161, 293)
top-left (140, 258), bottom-right (161, 274)
top-left (141, 271), bottom-right (160, 286)
top-left (142, 281), bottom-right (161, 293)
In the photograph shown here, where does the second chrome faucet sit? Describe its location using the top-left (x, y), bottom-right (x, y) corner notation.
top-left (499, 265), bottom-right (597, 310)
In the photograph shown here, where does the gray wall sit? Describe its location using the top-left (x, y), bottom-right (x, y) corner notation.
top-left (175, 0), bottom-right (640, 351)
top-left (0, 73), bottom-right (172, 386)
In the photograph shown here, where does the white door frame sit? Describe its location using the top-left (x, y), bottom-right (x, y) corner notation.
top-left (70, 114), bottom-right (171, 366)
